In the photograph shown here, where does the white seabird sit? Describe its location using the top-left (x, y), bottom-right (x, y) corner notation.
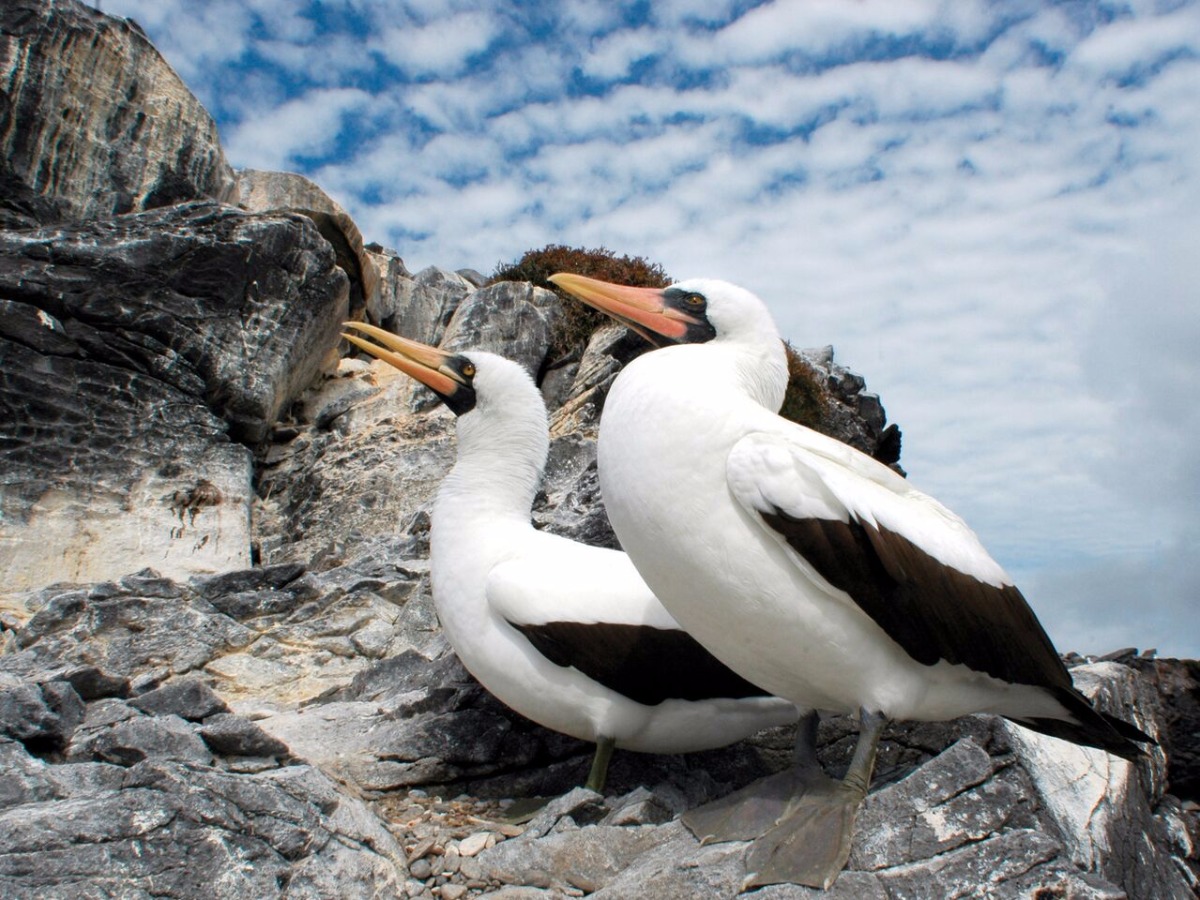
top-left (342, 322), bottom-right (799, 795)
top-left (549, 273), bottom-right (1151, 887)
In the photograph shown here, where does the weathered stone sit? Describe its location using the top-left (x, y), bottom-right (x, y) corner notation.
top-left (0, 203), bottom-right (349, 595)
top-left (849, 737), bottom-right (1003, 869)
top-left (362, 244), bottom-right (413, 326)
top-left (477, 822), bottom-right (674, 892)
top-left (129, 677), bottom-right (229, 721)
top-left (198, 713), bottom-right (289, 759)
top-left (587, 826), bottom-right (749, 899)
top-left (191, 563), bottom-right (307, 600)
top-left (15, 576), bottom-right (255, 678)
top-left (602, 786), bottom-right (679, 827)
top-left (237, 168), bottom-right (377, 318)
top-left (518, 787), bottom-right (610, 840)
top-left (0, 673), bottom-right (82, 749)
top-left (0, 0), bottom-right (237, 228)
top-left (67, 709), bottom-right (213, 767)
top-left (255, 411), bottom-right (455, 568)
top-left (0, 753), bottom-right (404, 899)
top-left (439, 281), bottom-right (562, 389)
top-left (875, 828), bottom-right (1062, 898)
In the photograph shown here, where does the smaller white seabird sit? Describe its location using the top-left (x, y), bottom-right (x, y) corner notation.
top-left (342, 322), bottom-right (798, 795)
top-left (549, 273), bottom-right (1153, 888)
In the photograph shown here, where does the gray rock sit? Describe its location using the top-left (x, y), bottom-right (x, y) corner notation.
top-left (588, 826), bottom-right (749, 899)
top-left (0, 0), bottom-right (236, 228)
top-left (237, 168), bottom-right (377, 318)
top-left (67, 708), bottom-right (213, 767)
top-left (0, 202), bottom-right (348, 592)
top-left (14, 574), bottom-right (255, 679)
top-left (848, 737), bottom-right (1004, 869)
top-left (130, 677), bottom-right (229, 721)
top-left (439, 281), bottom-right (562, 386)
top-left (0, 755), bottom-right (404, 899)
top-left (387, 265), bottom-right (472, 348)
top-left (602, 786), bottom-right (679, 827)
top-left (0, 673), bottom-right (82, 750)
top-left (199, 713), bottom-right (290, 759)
top-left (478, 822), bottom-right (675, 893)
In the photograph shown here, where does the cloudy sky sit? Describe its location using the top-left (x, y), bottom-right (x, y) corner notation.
top-left (101, 0), bottom-right (1199, 658)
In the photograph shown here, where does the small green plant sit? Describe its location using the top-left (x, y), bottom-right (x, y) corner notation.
top-left (779, 342), bottom-right (831, 429)
top-left (490, 244), bottom-right (671, 361)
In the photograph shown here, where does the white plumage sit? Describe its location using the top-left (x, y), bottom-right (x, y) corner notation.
top-left (549, 272), bottom-right (1147, 886)
top-left (342, 323), bottom-right (798, 790)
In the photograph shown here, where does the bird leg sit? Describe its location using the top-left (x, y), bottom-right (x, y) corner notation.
top-left (503, 734), bottom-right (617, 823)
top-left (584, 735), bottom-right (615, 793)
top-left (743, 708), bottom-right (888, 890)
top-left (683, 710), bottom-right (833, 844)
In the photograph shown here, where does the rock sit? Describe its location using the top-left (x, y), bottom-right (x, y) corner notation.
top-left (0, 202), bottom-right (348, 596)
top-left (130, 677), bottom-right (229, 721)
top-left (477, 822), bottom-right (675, 893)
top-left (0, 673), bottom-right (83, 750)
top-left (254, 410), bottom-right (455, 568)
top-left (439, 280), bottom-right (562, 385)
top-left (1000, 664), bottom-right (1188, 898)
top-left (0, 754), bottom-right (405, 899)
top-left (198, 713), bottom-right (290, 759)
top-left (456, 830), bottom-right (492, 857)
top-left (518, 787), bottom-right (610, 840)
top-left (0, 0), bottom-right (236, 228)
top-left (71, 710), bottom-right (215, 767)
top-left (393, 265), bottom-right (473, 347)
top-left (237, 168), bottom-right (377, 318)
top-left (790, 344), bottom-right (903, 468)
top-left (12, 572), bottom-right (255, 680)
top-left (363, 244), bottom-right (413, 326)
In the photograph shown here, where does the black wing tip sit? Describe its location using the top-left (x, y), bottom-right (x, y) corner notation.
top-left (1012, 688), bottom-right (1156, 762)
top-left (1102, 711), bottom-right (1156, 749)
top-left (1014, 716), bottom-right (1150, 762)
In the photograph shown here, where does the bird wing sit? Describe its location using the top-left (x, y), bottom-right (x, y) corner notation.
top-left (726, 429), bottom-right (1071, 691)
top-left (486, 541), bottom-right (772, 705)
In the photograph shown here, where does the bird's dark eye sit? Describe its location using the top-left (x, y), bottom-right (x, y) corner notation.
top-left (461, 362), bottom-right (476, 378)
top-left (684, 294), bottom-right (705, 307)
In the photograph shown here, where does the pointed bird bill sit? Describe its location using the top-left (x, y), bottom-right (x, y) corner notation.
top-left (341, 321), bottom-right (464, 397)
top-left (548, 272), bottom-right (696, 346)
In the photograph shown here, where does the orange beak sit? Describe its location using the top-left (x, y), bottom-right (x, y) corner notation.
top-left (341, 322), bottom-right (464, 398)
top-left (548, 273), bottom-right (697, 346)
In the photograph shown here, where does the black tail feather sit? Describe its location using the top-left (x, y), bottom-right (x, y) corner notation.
top-left (1007, 688), bottom-right (1154, 762)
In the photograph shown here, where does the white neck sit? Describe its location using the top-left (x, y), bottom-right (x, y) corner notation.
top-left (429, 354), bottom-right (550, 650)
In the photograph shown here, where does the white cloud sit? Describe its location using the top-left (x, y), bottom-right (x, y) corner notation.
top-left (581, 28), bottom-right (667, 80)
top-left (1069, 5), bottom-right (1200, 77)
top-left (373, 11), bottom-right (501, 77)
top-left (224, 88), bottom-right (374, 171)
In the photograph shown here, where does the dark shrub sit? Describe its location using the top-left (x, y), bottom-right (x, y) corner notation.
top-left (490, 245), bottom-right (671, 360)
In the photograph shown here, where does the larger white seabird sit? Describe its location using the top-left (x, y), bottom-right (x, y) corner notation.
top-left (342, 322), bottom-right (798, 796)
top-left (548, 273), bottom-right (1151, 888)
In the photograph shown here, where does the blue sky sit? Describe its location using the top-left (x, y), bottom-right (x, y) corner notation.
top-left (101, 0), bottom-right (1199, 658)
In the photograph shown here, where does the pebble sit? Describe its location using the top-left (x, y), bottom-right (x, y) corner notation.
top-left (456, 831), bottom-right (491, 857)
top-left (458, 857), bottom-right (483, 881)
top-left (408, 837), bottom-right (437, 862)
top-left (439, 885), bottom-right (468, 900)
top-left (408, 858), bottom-right (432, 880)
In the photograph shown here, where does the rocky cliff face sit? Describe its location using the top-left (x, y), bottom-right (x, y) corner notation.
top-left (0, 0), bottom-right (236, 228)
top-left (1, 2), bottom-right (1196, 898)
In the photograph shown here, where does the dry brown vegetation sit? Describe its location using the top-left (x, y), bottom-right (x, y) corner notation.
top-left (490, 244), bottom-right (671, 360)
